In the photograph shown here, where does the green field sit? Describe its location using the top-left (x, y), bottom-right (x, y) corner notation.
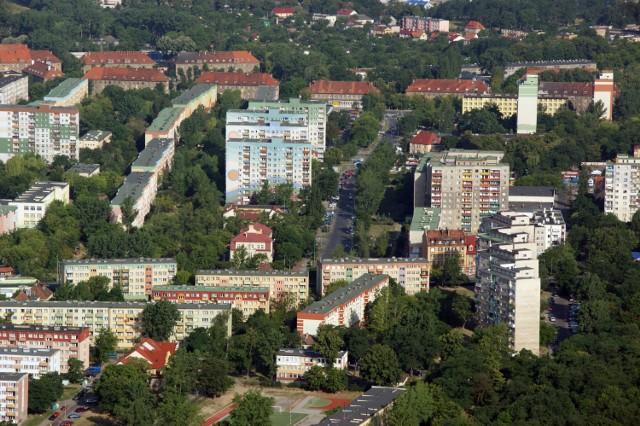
top-left (303, 396), bottom-right (330, 408)
top-left (270, 412), bottom-right (308, 426)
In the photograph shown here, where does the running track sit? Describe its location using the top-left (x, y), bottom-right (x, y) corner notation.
top-left (202, 404), bottom-right (234, 426)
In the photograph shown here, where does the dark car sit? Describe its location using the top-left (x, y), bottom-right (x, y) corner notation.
top-left (75, 406), bottom-right (90, 413)
top-left (49, 412), bottom-right (60, 420)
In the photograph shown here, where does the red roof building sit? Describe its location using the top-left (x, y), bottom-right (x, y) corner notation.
top-left (118, 338), bottom-right (178, 375)
top-left (81, 51), bottom-right (155, 72)
top-left (171, 51), bottom-right (260, 73)
top-left (196, 72), bottom-right (279, 100)
top-left (230, 222), bottom-right (274, 262)
top-left (83, 67), bottom-right (169, 94)
top-left (0, 267), bottom-right (14, 277)
top-left (406, 78), bottom-right (490, 99)
top-left (465, 21), bottom-right (485, 34)
top-left (21, 61), bottom-right (64, 82)
top-left (272, 7), bottom-right (295, 18)
top-left (307, 80), bottom-right (379, 109)
top-left (0, 44), bottom-right (61, 73)
top-left (337, 8), bottom-right (357, 16)
top-left (409, 131), bottom-right (441, 154)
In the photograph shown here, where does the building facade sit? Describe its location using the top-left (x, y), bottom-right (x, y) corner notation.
top-left (0, 72), bottom-right (28, 105)
top-left (406, 79), bottom-right (489, 99)
top-left (307, 81), bottom-right (379, 109)
top-left (422, 230), bottom-right (476, 277)
top-left (230, 222), bottom-right (274, 262)
top-left (144, 107), bottom-right (184, 143)
top-left (196, 72), bottom-right (279, 100)
top-left (604, 147), bottom-right (640, 222)
top-left (0, 347), bottom-right (61, 379)
top-left (517, 74), bottom-right (538, 134)
top-left (0, 373), bottom-right (28, 425)
top-left (409, 131), bottom-right (440, 155)
top-left (475, 211), bottom-right (541, 355)
top-left (402, 16), bottom-right (449, 32)
top-left (532, 209), bottom-right (566, 256)
top-left (0, 301), bottom-right (232, 348)
top-left (0, 206), bottom-right (17, 236)
top-left (109, 171), bottom-right (156, 228)
top-left (0, 325), bottom-right (91, 372)
top-left (0, 104), bottom-right (79, 163)
top-left (171, 84), bottom-right (218, 117)
top-left (60, 258), bottom-right (177, 297)
top-left (462, 93), bottom-right (568, 117)
top-left (0, 44), bottom-right (61, 73)
top-left (195, 269), bottom-right (309, 307)
top-left (81, 51), bottom-right (155, 72)
top-left (8, 182), bottom-right (69, 229)
top-left (297, 274), bottom-right (389, 336)
top-left (42, 78), bottom-right (88, 107)
top-left (593, 70), bottom-right (614, 121)
top-left (171, 51), bottom-right (259, 74)
top-left (317, 258), bottom-right (429, 296)
top-left (83, 67), bottom-right (169, 95)
top-left (152, 285), bottom-right (269, 318)
top-left (276, 349), bottom-right (347, 382)
top-left (78, 130), bottom-right (112, 150)
top-left (414, 150), bottom-right (510, 234)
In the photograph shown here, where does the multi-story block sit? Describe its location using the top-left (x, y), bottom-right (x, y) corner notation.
top-left (81, 51), bottom-right (155, 72)
top-left (462, 93), bottom-right (568, 117)
top-left (402, 16), bottom-right (449, 32)
top-left (501, 59), bottom-right (597, 78)
top-left (406, 79), bottom-right (489, 99)
top-left (0, 72), bottom-right (28, 104)
top-left (317, 258), bottom-right (429, 296)
top-left (131, 138), bottom-right (174, 177)
top-left (0, 206), bottom-right (17, 236)
top-left (109, 171), bottom-right (157, 228)
top-left (196, 72), bottom-right (279, 100)
top-left (42, 78), bottom-right (88, 107)
top-left (171, 51), bottom-right (260, 74)
top-left (422, 230), bottom-right (476, 277)
top-left (307, 80), bottom-right (379, 109)
top-left (604, 147), bottom-right (640, 222)
top-left (8, 182), bottom-right (69, 229)
top-left (170, 84), bottom-right (218, 118)
top-left (195, 269), bottom-right (309, 307)
top-left (68, 163), bottom-right (100, 178)
top-left (0, 104), bottom-right (79, 163)
top-left (532, 209), bottom-right (566, 256)
top-left (593, 70), bottom-right (615, 120)
top-left (318, 387), bottom-right (405, 426)
top-left (409, 207), bottom-right (442, 258)
top-left (60, 258), bottom-right (177, 297)
top-left (0, 347), bottom-right (61, 379)
top-left (475, 211), bottom-right (541, 355)
top-left (517, 74), bottom-right (538, 134)
top-left (230, 222), bottom-right (274, 262)
top-left (152, 285), bottom-right (270, 318)
top-left (0, 301), bottom-right (232, 347)
top-left (78, 130), bottom-right (112, 150)
top-left (0, 44), bottom-right (61, 73)
top-left (244, 99), bottom-right (327, 157)
top-left (0, 373), bottom-right (28, 425)
top-left (276, 348), bottom-right (347, 382)
top-left (144, 107), bottom-right (184, 143)
top-left (297, 274), bottom-right (389, 336)
top-left (508, 186), bottom-right (556, 215)
top-left (83, 67), bottom-right (169, 95)
top-left (414, 150), bottom-right (510, 234)
top-left (0, 324), bottom-right (91, 372)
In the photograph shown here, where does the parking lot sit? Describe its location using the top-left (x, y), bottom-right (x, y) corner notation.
top-left (545, 288), bottom-right (580, 354)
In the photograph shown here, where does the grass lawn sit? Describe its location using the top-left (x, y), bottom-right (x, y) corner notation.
top-left (23, 412), bottom-right (52, 426)
top-left (303, 396), bottom-right (330, 409)
top-left (63, 384), bottom-right (82, 400)
top-left (6, 0), bottom-right (29, 13)
top-left (270, 412), bottom-right (307, 426)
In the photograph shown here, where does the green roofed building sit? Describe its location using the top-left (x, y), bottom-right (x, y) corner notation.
top-left (43, 78), bottom-right (88, 107)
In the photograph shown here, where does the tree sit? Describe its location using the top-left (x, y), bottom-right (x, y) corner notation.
top-left (142, 300), bottom-right (181, 341)
top-left (93, 328), bottom-right (117, 364)
top-left (230, 390), bottom-right (274, 426)
top-left (157, 390), bottom-right (203, 426)
top-left (163, 348), bottom-right (199, 395)
top-left (65, 358), bottom-right (85, 383)
top-left (540, 321), bottom-right (557, 347)
top-left (360, 344), bottom-right (401, 386)
top-left (324, 367), bottom-right (347, 393)
top-left (199, 356), bottom-right (234, 397)
top-left (303, 365), bottom-right (326, 391)
top-left (313, 324), bottom-right (344, 363)
top-left (450, 293), bottom-right (473, 328)
top-left (95, 361), bottom-right (151, 414)
top-left (120, 196), bottom-right (138, 232)
top-left (28, 373), bottom-right (63, 413)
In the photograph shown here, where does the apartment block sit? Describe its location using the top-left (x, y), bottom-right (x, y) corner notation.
top-left (130, 138), bottom-right (174, 178)
top-left (171, 84), bottom-right (218, 118)
top-left (593, 70), bottom-right (614, 120)
top-left (83, 67), bottom-right (169, 95)
top-left (42, 78), bottom-right (88, 107)
top-left (462, 93), bottom-right (568, 117)
top-left (0, 347), bottom-right (61, 379)
top-left (196, 72), bottom-right (279, 100)
top-left (152, 285), bottom-right (270, 318)
top-left (195, 269), bottom-right (309, 307)
top-left (422, 230), bottom-right (477, 277)
top-left (0, 72), bottom-right (28, 105)
top-left (8, 182), bottom-right (69, 229)
top-left (144, 107), bottom-right (184, 143)
top-left (60, 258), bottom-right (177, 297)
top-left (317, 258), bottom-right (429, 296)
top-left (0, 324), bottom-right (90, 372)
top-left (475, 211), bottom-right (541, 355)
top-left (402, 16), bottom-right (449, 32)
top-left (171, 51), bottom-right (260, 74)
top-left (81, 51), bottom-right (155, 72)
top-left (604, 147), bottom-right (640, 222)
top-left (0, 44), bottom-right (61, 73)
top-left (0, 104), bottom-right (79, 163)
top-left (78, 130), bottom-right (112, 150)
top-left (0, 301), bottom-right (233, 348)
top-left (276, 348), bottom-right (347, 382)
top-left (246, 99), bottom-right (327, 157)
top-left (406, 79), bottom-right (489, 99)
top-left (109, 171), bottom-right (157, 228)
top-left (517, 74), bottom-right (539, 134)
top-left (307, 81), bottom-right (379, 109)
top-left (414, 150), bottom-right (510, 234)
top-left (532, 209), bottom-right (566, 256)
top-left (0, 373), bottom-right (28, 425)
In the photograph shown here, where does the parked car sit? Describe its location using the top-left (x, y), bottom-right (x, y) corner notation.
top-left (86, 398), bottom-right (99, 404)
top-left (75, 406), bottom-right (90, 413)
top-left (49, 412), bottom-right (60, 420)
top-left (68, 414), bottom-right (81, 419)
top-left (61, 422), bottom-right (74, 426)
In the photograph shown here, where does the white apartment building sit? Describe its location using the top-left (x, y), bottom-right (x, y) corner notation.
top-left (517, 74), bottom-right (539, 134)
top-left (59, 258), bottom-right (177, 297)
top-left (604, 147), bottom-right (640, 222)
top-left (0, 373), bottom-right (28, 425)
top-left (276, 348), bottom-right (348, 382)
top-left (532, 209), bottom-right (566, 256)
top-left (475, 211), bottom-right (541, 355)
top-left (7, 182), bottom-right (69, 229)
top-left (0, 347), bottom-right (61, 379)
top-left (317, 258), bottom-right (430, 296)
top-left (0, 72), bottom-right (28, 105)
top-left (414, 150), bottom-right (510, 234)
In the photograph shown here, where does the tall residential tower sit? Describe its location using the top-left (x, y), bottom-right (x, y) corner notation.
top-left (517, 74), bottom-right (538, 134)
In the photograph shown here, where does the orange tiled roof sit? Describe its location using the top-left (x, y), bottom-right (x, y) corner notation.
top-left (83, 67), bottom-right (168, 82)
top-left (31, 50), bottom-right (61, 64)
top-left (411, 131), bottom-right (441, 146)
top-left (0, 44), bottom-right (60, 65)
top-left (466, 21), bottom-right (485, 30)
top-left (464, 32), bottom-right (477, 40)
top-left (172, 51), bottom-right (259, 65)
top-left (307, 80), bottom-right (379, 95)
top-left (426, 229), bottom-right (466, 239)
top-left (272, 7), bottom-right (295, 14)
top-left (230, 222), bottom-right (273, 251)
top-left (406, 78), bottom-right (490, 94)
top-left (119, 338), bottom-right (177, 370)
top-left (22, 61), bottom-right (64, 79)
top-left (196, 71), bottom-right (278, 87)
top-left (539, 81), bottom-right (593, 97)
top-left (82, 51), bottom-right (155, 66)
top-left (337, 8), bottom-right (354, 15)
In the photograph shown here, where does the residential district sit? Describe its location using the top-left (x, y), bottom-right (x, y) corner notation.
top-left (0, 0), bottom-right (637, 425)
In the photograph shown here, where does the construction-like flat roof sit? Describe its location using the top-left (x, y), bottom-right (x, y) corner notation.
top-left (43, 78), bottom-right (86, 100)
top-left (68, 163), bottom-right (100, 175)
top-left (171, 84), bottom-right (216, 107)
top-left (79, 130), bottom-right (111, 142)
top-left (62, 257), bottom-right (176, 266)
top-left (302, 274), bottom-right (388, 315)
top-left (110, 172), bottom-right (154, 206)
top-left (131, 138), bottom-right (173, 169)
top-left (196, 269), bottom-right (307, 277)
top-left (11, 182), bottom-right (67, 204)
top-left (410, 207), bottom-right (442, 231)
top-left (147, 107), bottom-right (183, 132)
top-left (318, 387), bottom-right (405, 425)
top-left (0, 346), bottom-right (59, 357)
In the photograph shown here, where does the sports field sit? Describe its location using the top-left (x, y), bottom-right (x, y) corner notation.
top-left (270, 412), bottom-right (308, 426)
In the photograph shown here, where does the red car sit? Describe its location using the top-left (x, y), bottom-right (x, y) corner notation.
top-left (75, 406), bottom-right (90, 413)
top-left (48, 412), bottom-right (59, 420)
top-left (61, 422), bottom-right (74, 426)
top-left (60, 405), bottom-right (67, 411)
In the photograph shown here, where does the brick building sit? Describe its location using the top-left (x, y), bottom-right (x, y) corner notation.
top-left (171, 51), bottom-right (259, 74)
top-left (307, 80), bottom-right (379, 109)
top-left (81, 51), bottom-right (155, 72)
top-left (196, 72), bottom-right (279, 100)
top-left (406, 79), bottom-right (490, 99)
top-left (83, 67), bottom-right (169, 95)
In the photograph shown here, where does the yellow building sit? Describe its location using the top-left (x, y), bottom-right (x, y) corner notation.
top-left (462, 93), bottom-right (569, 116)
top-left (0, 300), bottom-right (232, 348)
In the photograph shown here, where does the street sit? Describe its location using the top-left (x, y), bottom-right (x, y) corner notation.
top-left (40, 379), bottom-right (99, 426)
top-left (545, 289), bottom-right (578, 354)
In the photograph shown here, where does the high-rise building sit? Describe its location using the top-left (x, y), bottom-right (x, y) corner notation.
top-left (604, 147), bottom-right (640, 222)
top-left (0, 373), bottom-right (28, 425)
top-left (517, 74), bottom-right (538, 134)
top-left (593, 70), bottom-right (614, 121)
top-left (0, 104), bottom-right (79, 163)
top-left (475, 211), bottom-right (540, 355)
top-left (0, 72), bottom-right (28, 105)
top-left (413, 150), bottom-right (510, 234)
top-left (225, 105), bottom-right (313, 204)
top-left (8, 182), bottom-right (69, 229)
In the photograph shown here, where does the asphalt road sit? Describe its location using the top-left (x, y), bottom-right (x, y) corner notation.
top-left (41, 377), bottom-right (99, 426)
top-left (545, 290), bottom-right (576, 354)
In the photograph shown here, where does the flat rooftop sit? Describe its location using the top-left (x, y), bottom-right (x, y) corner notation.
top-left (320, 257), bottom-right (428, 265)
top-left (171, 84), bottom-right (216, 106)
top-left (131, 138), bottom-right (173, 169)
top-left (110, 172), bottom-right (154, 206)
top-left (0, 373), bottom-right (28, 382)
top-left (62, 257), bottom-right (176, 266)
top-left (153, 285), bottom-right (270, 293)
top-left (318, 387), bottom-right (405, 426)
top-left (0, 71), bottom-right (25, 87)
top-left (11, 182), bottom-right (68, 204)
top-left (277, 348), bottom-right (347, 358)
top-left (0, 300), bottom-right (233, 311)
top-left (410, 207), bottom-right (442, 232)
top-left (43, 78), bottom-right (86, 100)
top-left (417, 149), bottom-right (506, 170)
top-left (79, 130), bottom-right (112, 142)
top-left (68, 163), bottom-right (100, 175)
top-left (147, 107), bottom-right (183, 132)
top-left (196, 269), bottom-right (308, 278)
top-left (302, 274), bottom-right (388, 315)
top-left (509, 186), bottom-right (555, 198)
top-left (0, 324), bottom-right (89, 334)
top-left (0, 346), bottom-right (59, 357)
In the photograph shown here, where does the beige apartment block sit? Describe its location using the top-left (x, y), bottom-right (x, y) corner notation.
top-left (0, 373), bottom-right (28, 425)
